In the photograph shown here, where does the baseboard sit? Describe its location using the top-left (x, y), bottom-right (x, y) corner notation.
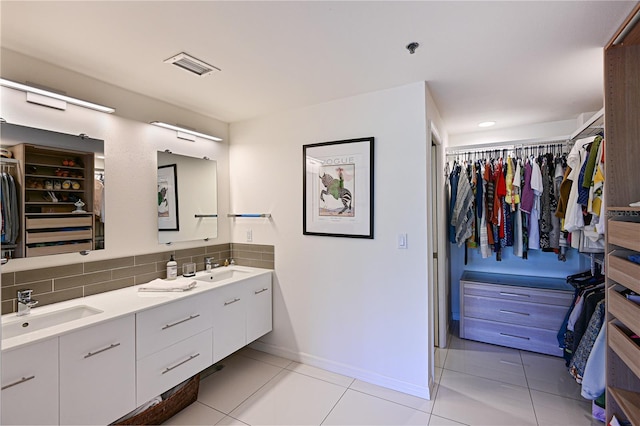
top-left (249, 340), bottom-right (432, 400)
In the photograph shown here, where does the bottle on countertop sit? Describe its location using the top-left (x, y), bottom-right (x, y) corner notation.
top-left (166, 254), bottom-right (178, 280)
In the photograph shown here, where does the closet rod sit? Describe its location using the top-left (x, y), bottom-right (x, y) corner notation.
top-left (446, 136), bottom-right (570, 155)
top-left (446, 138), bottom-right (571, 157)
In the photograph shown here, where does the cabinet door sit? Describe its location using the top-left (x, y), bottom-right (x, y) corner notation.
top-left (59, 315), bottom-right (136, 425)
top-left (1, 338), bottom-right (58, 425)
top-left (246, 274), bottom-right (273, 343)
top-left (211, 283), bottom-right (246, 363)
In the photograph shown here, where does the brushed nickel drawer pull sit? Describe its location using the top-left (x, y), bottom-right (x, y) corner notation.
top-left (162, 353), bottom-right (200, 375)
top-left (254, 288), bottom-right (269, 295)
top-left (84, 343), bottom-right (121, 359)
top-left (499, 332), bottom-right (530, 340)
top-left (162, 314), bottom-right (201, 330)
top-left (499, 309), bottom-right (531, 316)
top-left (499, 292), bottom-right (530, 298)
top-left (225, 298), bottom-right (241, 306)
top-left (2, 375), bottom-right (35, 390)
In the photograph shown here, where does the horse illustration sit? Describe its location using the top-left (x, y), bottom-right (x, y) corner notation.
top-left (319, 173), bottom-right (352, 214)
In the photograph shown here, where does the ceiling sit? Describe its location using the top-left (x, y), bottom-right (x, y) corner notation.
top-left (0, 1), bottom-right (637, 137)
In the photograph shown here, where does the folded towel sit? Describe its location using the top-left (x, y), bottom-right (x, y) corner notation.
top-left (138, 278), bottom-right (197, 292)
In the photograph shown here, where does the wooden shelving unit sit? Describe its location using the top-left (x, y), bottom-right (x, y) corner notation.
top-left (604, 4), bottom-right (640, 425)
top-left (11, 143), bottom-right (95, 257)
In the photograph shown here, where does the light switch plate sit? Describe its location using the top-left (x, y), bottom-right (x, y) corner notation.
top-left (398, 233), bottom-right (408, 249)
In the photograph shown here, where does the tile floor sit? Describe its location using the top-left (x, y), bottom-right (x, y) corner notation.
top-left (163, 334), bottom-right (600, 426)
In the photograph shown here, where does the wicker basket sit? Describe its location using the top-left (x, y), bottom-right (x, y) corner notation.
top-left (114, 373), bottom-right (200, 425)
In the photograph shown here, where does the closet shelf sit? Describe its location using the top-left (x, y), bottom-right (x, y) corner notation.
top-left (569, 108), bottom-right (604, 141)
top-left (608, 387), bottom-right (640, 426)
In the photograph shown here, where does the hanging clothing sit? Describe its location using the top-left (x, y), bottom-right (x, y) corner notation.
top-left (581, 324), bottom-right (606, 400)
top-left (570, 299), bottom-right (605, 383)
top-left (451, 165), bottom-right (475, 246)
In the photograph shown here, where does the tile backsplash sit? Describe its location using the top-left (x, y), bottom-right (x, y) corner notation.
top-left (1, 243), bottom-right (274, 314)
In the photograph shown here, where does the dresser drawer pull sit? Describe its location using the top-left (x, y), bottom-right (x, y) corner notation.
top-left (1, 375), bottom-right (35, 390)
top-left (499, 332), bottom-right (530, 340)
top-left (162, 314), bottom-right (201, 330)
top-left (254, 288), bottom-right (269, 295)
top-left (225, 298), bottom-right (241, 306)
top-left (162, 353), bottom-right (200, 375)
top-left (84, 343), bottom-right (121, 359)
top-left (499, 292), bottom-right (530, 298)
top-left (499, 309), bottom-right (531, 316)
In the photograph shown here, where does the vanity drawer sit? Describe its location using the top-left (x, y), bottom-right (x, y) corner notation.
top-left (136, 329), bottom-right (213, 404)
top-left (26, 215), bottom-right (93, 229)
top-left (136, 294), bottom-right (213, 359)
top-left (463, 317), bottom-right (562, 356)
top-left (462, 281), bottom-right (573, 306)
top-left (463, 295), bottom-right (568, 330)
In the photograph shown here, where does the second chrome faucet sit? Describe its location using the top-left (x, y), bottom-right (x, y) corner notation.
top-left (17, 289), bottom-right (38, 316)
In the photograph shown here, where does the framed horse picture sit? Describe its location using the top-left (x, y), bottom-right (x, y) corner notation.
top-left (303, 137), bottom-right (374, 238)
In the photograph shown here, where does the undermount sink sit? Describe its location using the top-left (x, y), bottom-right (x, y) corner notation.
top-left (2, 305), bottom-right (103, 339)
top-left (196, 268), bottom-right (250, 283)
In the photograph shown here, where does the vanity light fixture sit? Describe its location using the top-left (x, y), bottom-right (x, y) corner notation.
top-left (0, 78), bottom-right (115, 113)
top-left (478, 121), bottom-right (496, 128)
top-left (150, 121), bottom-right (223, 142)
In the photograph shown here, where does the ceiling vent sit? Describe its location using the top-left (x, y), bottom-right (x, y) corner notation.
top-left (164, 52), bottom-right (220, 77)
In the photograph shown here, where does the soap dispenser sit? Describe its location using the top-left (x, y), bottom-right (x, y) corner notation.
top-left (166, 255), bottom-right (178, 280)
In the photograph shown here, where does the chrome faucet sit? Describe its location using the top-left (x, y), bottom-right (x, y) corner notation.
top-left (205, 257), bottom-right (219, 272)
top-left (17, 289), bottom-right (38, 316)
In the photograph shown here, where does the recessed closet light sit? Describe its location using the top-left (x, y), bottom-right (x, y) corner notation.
top-left (478, 121), bottom-right (496, 128)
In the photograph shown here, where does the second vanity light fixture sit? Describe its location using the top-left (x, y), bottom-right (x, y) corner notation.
top-left (150, 121), bottom-right (223, 142)
top-left (0, 78), bottom-right (115, 113)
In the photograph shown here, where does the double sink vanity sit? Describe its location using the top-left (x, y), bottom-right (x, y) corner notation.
top-left (1, 265), bottom-right (273, 425)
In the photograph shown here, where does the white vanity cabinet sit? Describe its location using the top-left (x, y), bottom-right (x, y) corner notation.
top-left (212, 279), bottom-right (247, 362)
top-left (135, 295), bottom-right (214, 404)
top-left (246, 274), bottom-right (273, 343)
top-left (1, 337), bottom-right (59, 425)
top-left (212, 273), bottom-right (273, 363)
top-left (59, 315), bottom-right (136, 425)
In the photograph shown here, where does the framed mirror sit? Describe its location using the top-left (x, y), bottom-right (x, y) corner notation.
top-left (0, 122), bottom-right (105, 260)
top-left (157, 150), bottom-right (217, 244)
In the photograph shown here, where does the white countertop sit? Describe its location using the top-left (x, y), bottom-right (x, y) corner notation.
top-left (1, 266), bottom-right (272, 352)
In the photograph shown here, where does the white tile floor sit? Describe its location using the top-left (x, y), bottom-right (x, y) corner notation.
top-left (163, 334), bottom-right (600, 426)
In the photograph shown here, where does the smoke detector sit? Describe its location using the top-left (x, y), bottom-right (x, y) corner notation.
top-left (164, 52), bottom-right (220, 77)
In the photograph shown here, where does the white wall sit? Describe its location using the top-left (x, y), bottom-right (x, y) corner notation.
top-left (229, 82), bottom-right (434, 398)
top-left (1, 51), bottom-right (231, 272)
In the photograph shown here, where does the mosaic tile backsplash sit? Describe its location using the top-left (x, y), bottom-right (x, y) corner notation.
top-left (1, 243), bottom-right (274, 314)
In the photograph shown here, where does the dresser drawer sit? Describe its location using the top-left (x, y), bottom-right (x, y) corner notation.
top-left (463, 317), bottom-right (562, 356)
top-left (462, 281), bottom-right (573, 306)
top-left (136, 295), bottom-right (213, 359)
top-left (463, 295), bottom-right (568, 330)
top-left (608, 253), bottom-right (640, 294)
top-left (136, 329), bottom-right (213, 404)
top-left (26, 215), bottom-right (93, 229)
top-left (608, 220), bottom-right (640, 251)
top-left (609, 288), bottom-right (640, 338)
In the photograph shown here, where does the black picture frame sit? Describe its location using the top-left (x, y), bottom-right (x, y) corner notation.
top-left (158, 164), bottom-right (180, 231)
top-left (303, 137), bottom-right (374, 238)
